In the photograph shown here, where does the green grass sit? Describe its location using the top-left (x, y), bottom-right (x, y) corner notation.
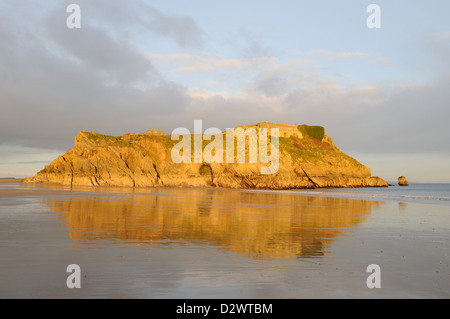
top-left (149, 135), bottom-right (179, 148)
top-left (86, 132), bottom-right (131, 147)
top-left (279, 137), bottom-right (321, 161)
top-left (297, 125), bottom-right (325, 141)
top-left (84, 130), bottom-right (365, 169)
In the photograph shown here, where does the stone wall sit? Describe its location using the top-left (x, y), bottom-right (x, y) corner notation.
top-left (239, 122), bottom-right (303, 138)
top-left (146, 130), bottom-right (165, 136)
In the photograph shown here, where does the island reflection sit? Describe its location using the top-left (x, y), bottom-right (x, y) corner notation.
top-left (45, 188), bottom-right (382, 260)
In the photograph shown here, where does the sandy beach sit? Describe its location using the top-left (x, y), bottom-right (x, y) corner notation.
top-left (2, 0), bottom-right (450, 304)
top-left (0, 180), bottom-right (448, 298)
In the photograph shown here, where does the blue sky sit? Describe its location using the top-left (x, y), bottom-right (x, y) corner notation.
top-left (1, 0), bottom-right (450, 182)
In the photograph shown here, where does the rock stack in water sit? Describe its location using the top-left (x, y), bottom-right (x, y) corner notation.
top-left (398, 176), bottom-right (409, 186)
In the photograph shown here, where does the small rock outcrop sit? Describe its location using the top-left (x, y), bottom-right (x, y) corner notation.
top-left (24, 124), bottom-right (389, 189)
top-left (398, 176), bottom-right (409, 186)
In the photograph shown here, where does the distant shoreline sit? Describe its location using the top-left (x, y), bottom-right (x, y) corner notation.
top-left (0, 178), bottom-right (23, 182)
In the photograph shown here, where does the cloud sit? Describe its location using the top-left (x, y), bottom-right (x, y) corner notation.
top-left (72, 0), bottom-right (205, 49)
top-left (0, 1), bottom-right (194, 150)
top-left (0, 161), bottom-right (51, 165)
top-left (143, 7), bottom-right (204, 48)
top-left (44, 16), bottom-right (160, 85)
top-left (178, 49), bottom-right (450, 155)
top-left (306, 49), bottom-right (394, 67)
top-left (149, 53), bottom-right (199, 63)
top-left (147, 43), bottom-right (450, 156)
top-left (150, 53), bottom-right (277, 75)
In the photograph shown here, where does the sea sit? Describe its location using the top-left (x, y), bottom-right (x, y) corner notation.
top-left (0, 181), bottom-right (449, 299)
top-left (255, 183), bottom-right (450, 207)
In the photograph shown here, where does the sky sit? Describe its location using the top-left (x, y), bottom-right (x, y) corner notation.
top-left (1, 0), bottom-right (450, 182)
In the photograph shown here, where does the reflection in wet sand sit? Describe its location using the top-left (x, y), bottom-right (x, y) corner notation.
top-left (398, 202), bottom-right (408, 212)
top-left (45, 188), bottom-right (383, 260)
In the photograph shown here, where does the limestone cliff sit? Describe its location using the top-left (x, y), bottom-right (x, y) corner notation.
top-left (24, 124), bottom-right (388, 189)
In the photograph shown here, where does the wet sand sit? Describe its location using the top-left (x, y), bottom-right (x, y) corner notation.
top-left (0, 181), bottom-right (449, 298)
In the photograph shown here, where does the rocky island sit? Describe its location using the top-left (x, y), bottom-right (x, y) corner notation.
top-left (24, 122), bottom-right (388, 189)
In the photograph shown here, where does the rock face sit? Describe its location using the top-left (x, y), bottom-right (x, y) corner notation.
top-left (398, 176), bottom-right (409, 186)
top-left (24, 124), bottom-right (389, 189)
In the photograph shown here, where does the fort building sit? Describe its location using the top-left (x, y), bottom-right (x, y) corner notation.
top-left (237, 122), bottom-right (303, 139)
top-left (146, 130), bottom-right (165, 136)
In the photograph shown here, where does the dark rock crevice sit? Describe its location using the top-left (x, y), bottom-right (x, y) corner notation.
top-left (301, 168), bottom-right (320, 188)
top-left (153, 163), bottom-right (162, 185)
